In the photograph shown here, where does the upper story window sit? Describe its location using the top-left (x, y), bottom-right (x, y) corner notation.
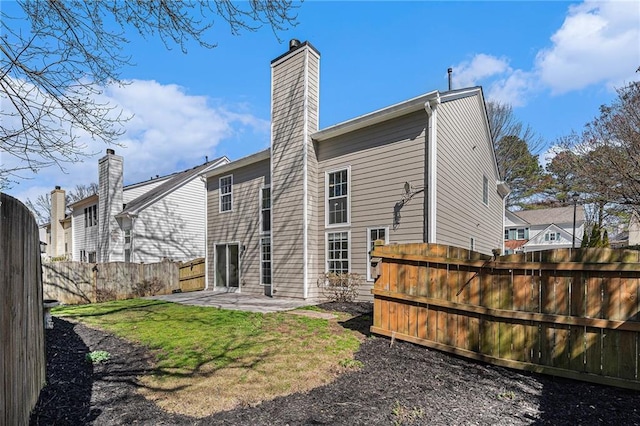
top-left (124, 229), bottom-right (131, 245)
top-left (261, 186), bottom-right (271, 234)
top-left (84, 205), bottom-right (98, 228)
top-left (505, 228), bottom-right (529, 240)
top-left (482, 175), bottom-right (489, 205)
top-left (219, 175), bottom-right (233, 212)
top-left (545, 232), bottom-right (561, 242)
top-left (326, 168), bottom-right (349, 226)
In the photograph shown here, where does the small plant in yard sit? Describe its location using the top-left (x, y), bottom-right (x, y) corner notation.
top-left (391, 400), bottom-right (425, 425)
top-left (338, 358), bottom-right (364, 369)
top-left (86, 350), bottom-right (111, 364)
top-left (317, 272), bottom-right (362, 302)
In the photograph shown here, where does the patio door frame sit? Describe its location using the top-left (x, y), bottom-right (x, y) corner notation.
top-left (214, 242), bottom-right (241, 291)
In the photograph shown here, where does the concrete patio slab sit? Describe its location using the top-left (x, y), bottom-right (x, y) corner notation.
top-left (146, 290), bottom-right (316, 314)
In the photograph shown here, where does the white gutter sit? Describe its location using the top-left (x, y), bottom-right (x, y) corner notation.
top-left (201, 175), bottom-right (209, 290)
top-left (424, 95), bottom-right (440, 243)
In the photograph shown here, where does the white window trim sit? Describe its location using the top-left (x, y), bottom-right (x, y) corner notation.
top-left (324, 166), bottom-right (351, 228)
top-left (325, 230), bottom-right (351, 274)
top-left (259, 184), bottom-right (271, 235)
top-left (219, 174), bottom-right (233, 213)
top-left (482, 175), bottom-right (489, 206)
top-left (213, 241), bottom-right (242, 289)
top-left (366, 227), bottom-right (389, 282)
top-left (259, 236), bottom-right (272, 286)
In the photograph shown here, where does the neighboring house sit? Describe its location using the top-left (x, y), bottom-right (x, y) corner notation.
top-left (504, 205), bottom-right (585, 254)
top-left (203, 40), bottom-right (508, 300)
top-left (610, 211), bottom-right (640, 248)
top-left (44, 151), bottom-right (229, 263)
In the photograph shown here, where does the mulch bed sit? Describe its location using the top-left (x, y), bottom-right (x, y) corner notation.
top-left (30, 302), bottom-right (640, 425)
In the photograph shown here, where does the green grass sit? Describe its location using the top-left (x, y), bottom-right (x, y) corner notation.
top-left (53, 298), bottom-right (364, 416)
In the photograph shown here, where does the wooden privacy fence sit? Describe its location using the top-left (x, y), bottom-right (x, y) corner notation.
top-left (179, 258), bottom-right (206, 292)
top-left (370, 242), bottom-right (640, 390)
top-left (1, 193), bottom-right (46, 425)
top-left (43, 260), bottom-right (179, 304)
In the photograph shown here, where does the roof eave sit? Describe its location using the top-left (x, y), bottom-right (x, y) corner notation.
top-left (203, 149), bottom-right (271, 179)
top-left (312, 91), bottom-right (439, 142)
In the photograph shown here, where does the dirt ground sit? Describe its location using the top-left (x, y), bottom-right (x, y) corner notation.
top-left (30, 302), bottom-right (640, 425)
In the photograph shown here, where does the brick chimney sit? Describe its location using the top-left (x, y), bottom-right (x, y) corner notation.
top-left (50, 186), bottom-right (66, 257)
top-left (270, 40), bottom-right (320, 298)
top-left (98, 149), bottom-right (124, 262)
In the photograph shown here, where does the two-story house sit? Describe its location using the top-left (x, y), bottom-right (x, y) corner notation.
top-left (504, 205), bottom-right (585, 254)
top-left (203, 40), bottom-right (509, 300)
top-left (43, 152), bottom-right (228, 263)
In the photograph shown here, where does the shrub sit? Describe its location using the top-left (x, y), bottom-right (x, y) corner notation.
top-left (131, 277), bottom-right (164, 297)
top-left (317, 272), bottom-right (362, 302)
top-left (96, 288), bottom-right (116, 303)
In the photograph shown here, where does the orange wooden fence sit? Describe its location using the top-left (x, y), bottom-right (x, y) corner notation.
top-left (370, 243), bottom-right (640, 390)
top-left (179, 258), bottom-right (206, 292)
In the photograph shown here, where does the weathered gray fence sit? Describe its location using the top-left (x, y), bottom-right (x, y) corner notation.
top-left (43, 260), bottom-right (180, 304)
top-left (1, 193), bottom-right (46, 425)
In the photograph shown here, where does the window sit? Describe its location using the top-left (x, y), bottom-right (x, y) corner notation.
top-left (470, 237), bottom-right (476, 251)
top-left (80, 250), bottom-right (86, 262)
top-left (219, 175), bottom-right (233, 212)
top-left (505, 228), bottom-right (529, 240)
top-left (88, 251), bottom-right (96, 263)
top-left (84, 205), bottom-right (98, 227)
top-left (260, 186), bottom-right (271, 234)
top-left (327, 232), bottom-right (349, 274)
top-left (261, 237), bottom-right (271, 285)
top-left (124, 229), bottom-right (131, 244)
top-left (326, 168), bottom-right (349, 225)
top-left (367, 227), bottom-right (388, 281)
top-left (482, 175), bottom-right (489, 205)
top-left (545, 232), bottom-right (561, 242)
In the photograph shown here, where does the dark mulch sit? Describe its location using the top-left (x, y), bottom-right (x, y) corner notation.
top-left (30, 302), bottom-right (640, 425)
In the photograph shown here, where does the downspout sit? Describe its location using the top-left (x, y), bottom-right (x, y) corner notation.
top-left (424, 95), bottom-right (440, 243)
top-left (302, 48), bottom-right (309, 300)
top-left (201, 175), bottom-right (209, 290)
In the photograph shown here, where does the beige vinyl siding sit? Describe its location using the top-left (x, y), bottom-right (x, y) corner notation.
top-left (270, 45), bottom-right (319, 298)
top-left (316, 111), bottom-right (427, 297)
top-left (305, 51), bottom-right (320, 299)
top-left (132, 177), bottom-right (207, 263)
top-left (436, 94), bottom-right (503, 254)
top-left (206, 159), bottom-right (270, 294)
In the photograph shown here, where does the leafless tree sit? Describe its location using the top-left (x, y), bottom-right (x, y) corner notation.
top-left (26, 182), bottom-right (100, 224)
top-left (1, 0), bottom-right (298, 188)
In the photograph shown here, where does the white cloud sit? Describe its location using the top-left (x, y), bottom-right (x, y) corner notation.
top-left (450, 0), bottom-right (639, 106)
top-left (451, 54), bottom-right (511, 88)
top-left (536, 0), bottom-right (640, 94)
top-left (4, 79), bottom-right (269, 204)
top-left (451, 54), bottom-right (536, 106)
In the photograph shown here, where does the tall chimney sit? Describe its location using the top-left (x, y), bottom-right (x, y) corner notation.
top-left (270, 40), bottom-right (320, 298)
top-left (50, 186), bottom-right (66, 257)
top-left (98, 149), bottom-right (124, 262)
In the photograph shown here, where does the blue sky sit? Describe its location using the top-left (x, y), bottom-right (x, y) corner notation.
top-left (3, 0), bottom-right (639, 206)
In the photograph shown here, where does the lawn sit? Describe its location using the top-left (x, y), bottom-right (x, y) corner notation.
top-left (54, 299), bottom-right (365, 417)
